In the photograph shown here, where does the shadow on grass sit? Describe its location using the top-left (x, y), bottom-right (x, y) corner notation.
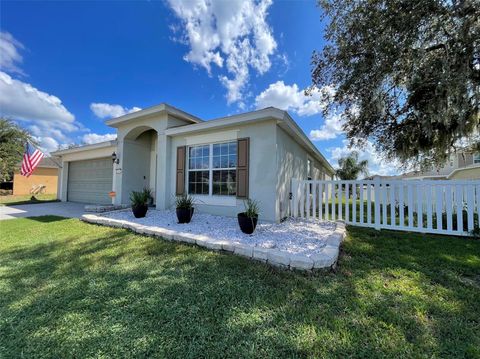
top-left (22, 215), bottom-right (69, 223)
top-left (0, 220), bottom-right (479, 358)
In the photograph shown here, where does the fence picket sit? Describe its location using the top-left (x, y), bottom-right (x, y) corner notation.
top-left (345, 183), bottom-right (350, 223)
top-left (446, 185), bottom-right (453, 232)
top-left (435, 185), bottom-right (443, 230)
top-left (360, 183), bottom-right (364, 224)
top-left (399, 184), bottom-right (405, 227)
top-left (407, 184), bottom-right (413, 228)
top-left (456, 185), bottom-right (463, 233)
top-left (367, 183), bottom-right (372, 224)
top-left (417, 185), bottom-right (423, 230)
top-left (352, 182), bottom-right (357, 224)
top-left (467, 184), bottom-right (474, 231)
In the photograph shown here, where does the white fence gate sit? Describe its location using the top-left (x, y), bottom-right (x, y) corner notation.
top-left (291, 179), bottom-right (480, 236)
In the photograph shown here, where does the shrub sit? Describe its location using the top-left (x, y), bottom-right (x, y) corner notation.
top-left (175, 194), bottom-right (195, 209)
top-left (243, 199), bottom-right (260, 218)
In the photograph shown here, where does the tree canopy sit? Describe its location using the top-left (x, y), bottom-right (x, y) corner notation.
top-left (336, 151), bottom-right (369, 180)
top-left (0, 119), bottom-right (35, 182)
top-left (311, 0), bottom-right (480, 169)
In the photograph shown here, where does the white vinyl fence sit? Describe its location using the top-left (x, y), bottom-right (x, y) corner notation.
top-left (291, 179), bottom-right (480, 236)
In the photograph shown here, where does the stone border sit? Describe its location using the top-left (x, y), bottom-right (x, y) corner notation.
top-left (80, 214), bottom-right (346, 271)
top-left (84, 204), bottom-right (130, 213)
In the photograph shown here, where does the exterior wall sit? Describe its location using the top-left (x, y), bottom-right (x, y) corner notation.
top-left (121, 131), bottom-right (155, 202)
top-left (13, 167), bottom-right (58, 195)
top-left (449, 166), bottom-right (480, 180)
top-left (167, 120), bottom-right (278, 222)
top-left (275, 127), bottom-right (332, 220)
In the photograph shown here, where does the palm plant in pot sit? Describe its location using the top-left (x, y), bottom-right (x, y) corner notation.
top-left (175, 194), bottom-right (195, 224)
top-left (238, 199), bottom-right (259, 234)
top-left (130, 188), bottom-right (152, 218)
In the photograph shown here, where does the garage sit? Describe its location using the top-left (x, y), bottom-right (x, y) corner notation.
top-left (67, 158), bottom-right (113, 204)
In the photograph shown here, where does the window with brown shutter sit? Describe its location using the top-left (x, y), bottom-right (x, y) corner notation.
top-left (176, 146), bottom-right (186, 195)
top-left (236, 137), bottom-right (249, 198)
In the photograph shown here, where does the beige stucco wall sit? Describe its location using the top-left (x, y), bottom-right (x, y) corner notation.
top-left (449, 166), bottom-right (480, 180)
top-left (168, 120), bottom-right (278, 222)
top-left (275, 127), bottom-right (331, 219)
top-left (13, 167), bottom-right (58, 195)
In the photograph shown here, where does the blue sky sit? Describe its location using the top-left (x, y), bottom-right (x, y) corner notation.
top-left (0, 0), bottom-right (392, 175)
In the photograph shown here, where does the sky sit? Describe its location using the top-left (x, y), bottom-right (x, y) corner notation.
top-left (0, 0), bottom-right (395, 175)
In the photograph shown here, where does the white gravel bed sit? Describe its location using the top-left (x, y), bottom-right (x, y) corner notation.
top-left (102, 209), bottom-right (336, 256)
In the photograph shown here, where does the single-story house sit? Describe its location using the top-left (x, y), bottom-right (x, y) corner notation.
top-left (13, 157), bottom-right (59, 195)
top-left (52, 104), bottom-right (334, 222)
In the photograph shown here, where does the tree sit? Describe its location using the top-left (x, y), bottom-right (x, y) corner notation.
top-left (336, 151), bottom-right (369, 180)
top-left (0, 119), bottom-right (35, 182)
top-left (310, 0), bottom-right (480, 169)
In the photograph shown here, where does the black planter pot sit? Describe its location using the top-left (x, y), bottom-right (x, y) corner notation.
top-left (176, 207), bottom-right (194, 224)
top-left (132, 204), bottom-right (148, 218)
top-left (237, 212), bottom-right (258, 234)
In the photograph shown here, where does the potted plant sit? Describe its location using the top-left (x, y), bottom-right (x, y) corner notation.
top-left (175, 194), bottom-right (195, 224)
top-left (238, 199), bottom-right (259, 234)
top-left (130, 188), bottom-right (152, 218)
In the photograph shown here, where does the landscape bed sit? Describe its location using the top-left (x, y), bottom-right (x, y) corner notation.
top-left (81, 209), bottom-right (346, 270)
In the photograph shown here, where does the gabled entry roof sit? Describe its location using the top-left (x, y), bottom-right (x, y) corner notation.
top-left (105, 103), bottom-right (203, 128)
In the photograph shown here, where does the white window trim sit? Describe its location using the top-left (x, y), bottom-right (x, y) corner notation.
top-left (186, 141), bottom-right (238, 206)
top-left (473, 152), bottom-right (480, 164)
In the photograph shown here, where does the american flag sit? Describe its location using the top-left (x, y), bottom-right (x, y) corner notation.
top-left (20, 142), bottom-right (44, 177)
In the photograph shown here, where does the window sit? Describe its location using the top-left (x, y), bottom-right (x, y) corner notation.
top-left (188, 141), bottom-right (237, 196)
top-left (474, 152), bottom-right (480, 164)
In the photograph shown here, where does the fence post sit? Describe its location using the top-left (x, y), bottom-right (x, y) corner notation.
top-left (374, 178), bottom-right (381, 230)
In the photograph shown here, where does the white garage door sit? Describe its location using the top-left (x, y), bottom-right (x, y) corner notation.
top-left (67, 158), bottom-right (113, 204)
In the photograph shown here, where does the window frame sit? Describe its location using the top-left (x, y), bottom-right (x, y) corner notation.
top-left (187, 140), bottom-right (237, 198)
top-left (473, 152), bottom-right (480, 164)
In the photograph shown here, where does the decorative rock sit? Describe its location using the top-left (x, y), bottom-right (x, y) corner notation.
top-left (289, 254), bottom-right (314, 271)
top-left (267, 249), bottom-right (290, 267)
top-left (234, 244), bottom-right (253, 258)
top-left (252, 247), bottom-right (270, 262)
top-left (220, 241), bottom-right (236, 252)
top-left (326, 233), bottom-right (343, 247)
top-left (311, 253), bottom-right (335, 268)
top-left (201, 239), bottom-right (223, 250)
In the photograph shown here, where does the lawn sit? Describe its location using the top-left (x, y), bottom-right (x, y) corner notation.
top-left (0, 193), bottom-right (58, 206)
top-left (1, 217), bottom-right (479, 358)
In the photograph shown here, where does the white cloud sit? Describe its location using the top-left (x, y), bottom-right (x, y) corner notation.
top-left (0, 71), bottom-right (79, 153)
top-left (167, 0), bottom-right (277, 105)
top-left (328, 140), bottom-right (400, 176)
top-left (90, 103), bottom-right (141, 119)
top-left (0, 32), bottom-right (25, 75)
top-left (255, 81), bottom-right (334, 116)
top-left (32, 136), bottom-right (59, 154)
top-left (309, 114), bottom-right (344, 141)
top-left (82, 133), bottom-right (117, 145)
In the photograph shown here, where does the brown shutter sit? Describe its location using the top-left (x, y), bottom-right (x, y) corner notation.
top-left (176, 146), bottom-right (186, 195)
top-left (236, 138), bottom-right (249, 198)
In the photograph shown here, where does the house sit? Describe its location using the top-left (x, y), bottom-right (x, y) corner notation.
top-left (52, 104), bottom-right (334, 222)
top-left (397, 149), bottom-right (480, 180)
top-left (13, 157), bottom-right (59, 195)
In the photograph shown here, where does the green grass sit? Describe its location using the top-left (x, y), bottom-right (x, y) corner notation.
top-left (1, 217), bottom-right (479, 358)
top-left (0, 193), bottom-right (58, 206)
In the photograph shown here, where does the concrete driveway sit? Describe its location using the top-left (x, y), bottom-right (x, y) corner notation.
top-left (0, 202), bottom-right (87, 221)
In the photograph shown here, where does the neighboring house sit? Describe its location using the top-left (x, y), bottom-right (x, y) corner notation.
top-left (397, 149), bottom-right (480, 180)
top-left (52, 104), bottom-right (334, 222)
top-left (13, 157), bottom-right (59, 195)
